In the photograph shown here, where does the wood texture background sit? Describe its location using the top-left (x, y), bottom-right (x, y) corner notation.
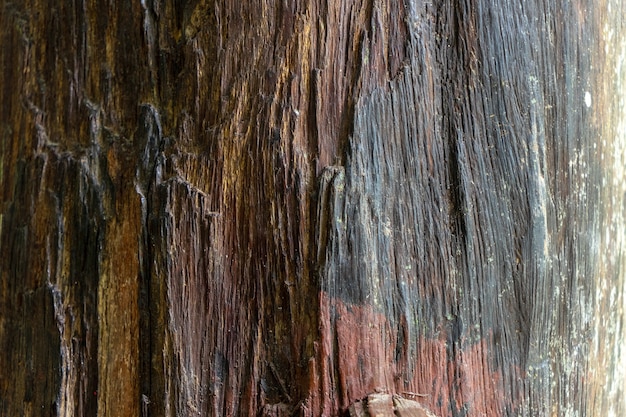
top-left (1, 0), bottom-right (625, 416)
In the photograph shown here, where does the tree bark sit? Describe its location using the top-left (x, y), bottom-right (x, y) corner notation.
top-left (1, 0), bottom-right (625, 416)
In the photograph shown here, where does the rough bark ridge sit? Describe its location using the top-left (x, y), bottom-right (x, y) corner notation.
top-left (1, 0), bottom-right (625, 416)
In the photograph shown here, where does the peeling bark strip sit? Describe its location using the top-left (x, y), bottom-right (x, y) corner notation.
top-left (1, 1), bottom-right (625, 417)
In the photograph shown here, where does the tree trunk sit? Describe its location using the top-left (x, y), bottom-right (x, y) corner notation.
top-left (1, 0), bottom-right (625, 416)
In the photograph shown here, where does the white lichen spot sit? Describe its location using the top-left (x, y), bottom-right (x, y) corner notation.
top-left (382, 219), bottom-right (392, 237)
top-left (584, 91), bottom-right (592, 108)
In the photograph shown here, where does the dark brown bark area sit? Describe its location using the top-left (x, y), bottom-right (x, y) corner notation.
top-left (1, 1), bottom-right (625, 416)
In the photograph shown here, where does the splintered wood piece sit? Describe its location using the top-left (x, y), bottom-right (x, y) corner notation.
top-left (348, 394), bottom-right (439, 417)
top-left (392, 395), bottom-right (438, 417)
top-left (366, 393), bottom-right (395, 416)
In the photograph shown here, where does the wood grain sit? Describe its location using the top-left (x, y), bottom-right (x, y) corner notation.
top-left (1, 0), bottom-right (624, 416)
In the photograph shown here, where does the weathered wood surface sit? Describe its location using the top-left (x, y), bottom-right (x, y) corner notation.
top-left (1, 0), bottom-right (625, 416)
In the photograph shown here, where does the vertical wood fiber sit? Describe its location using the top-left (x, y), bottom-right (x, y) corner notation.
top-left (1, 0), bottom-right (625, 416)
